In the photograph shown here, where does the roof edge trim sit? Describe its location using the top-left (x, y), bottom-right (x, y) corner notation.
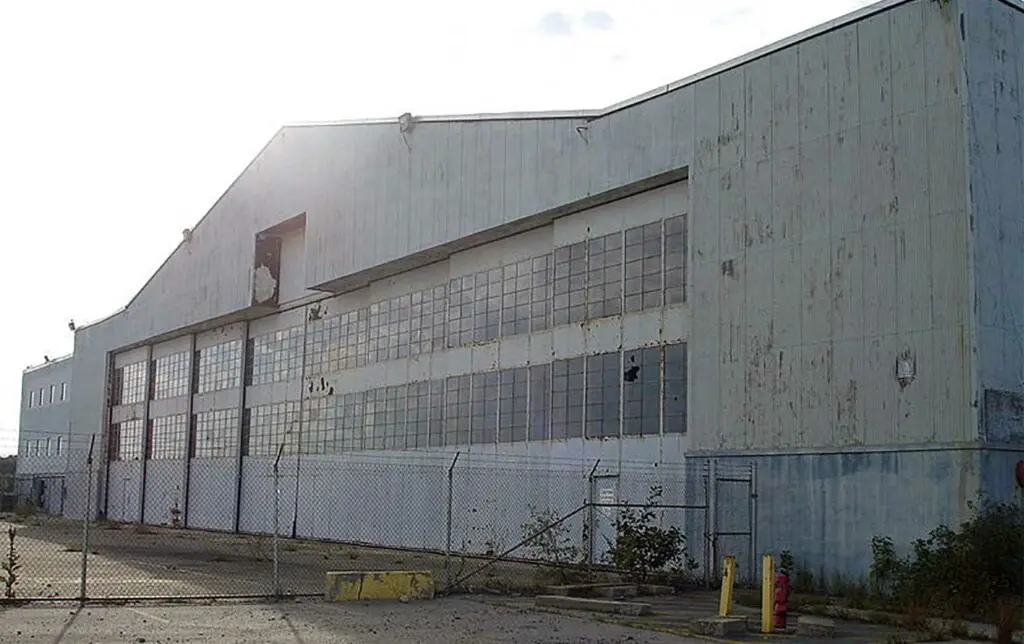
top-left (24, 354), bottom-right (73, 373)
top-left (596, 0), bottom-right (916, 118)
top-left (283, 110), bottom-right (599, 129)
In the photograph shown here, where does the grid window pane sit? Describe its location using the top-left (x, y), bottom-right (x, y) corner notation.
top-left (471, 372), bottom-right (499, 445)
top-left (428, 379), bottom-right (444, 447)
top-left (664, 215), bottom-right (687, 305)
top-left (586, 352), bottom-right (621, 438)
top-left (472, 269), bottom-right (501, 343)
top-left (194, 409), bottom-right (240, 458)
top-left (248, 327), bottom-right (304, 385)
top-left (152, 351), bottom-right (190, 400)
top-left (444, 375), bottom-right (471, 446)
top-left (586, 233), bottom-right (623, 320)
top-left (499, 367), bottom-right (529, 443)
top-left (447, 276), bottom-right (475, 348)
top-left (551, 357), bottom-right (584, 439)
top-left (149, 414), bottom-right (187, 459)
top-left (501, 260), bottom-right (533, 338)
top-left (407, 381), bottom-right (430, 448)
top-left (529, 364), bottom-right (550, 441)
top-left (111, 419), bottom-right (144, 461)
top-left (339, 391), bottom-right (365, 452)
top-left (553, 242), bottom-right (587, 326)
top-left (383, 385), bottom-right (407, 449)
top-left (623, 347), bottom-right (661, 436)
top-left (624, 221), bottom-right (663, 313)
top-left (530, 254), bottom-right (552, 332)
top-left (242, 403), bottom-right (296, 457)
top-left (196, 340), bottom-right (242, 393)
top-left (363, 388), bottom-right (386, 450)
top-left (301, 396), bottom-right (339, 454)
top-left (663, 343), bottom-right (687, 433)
top-left (114, 361), bottom-right (147, 405)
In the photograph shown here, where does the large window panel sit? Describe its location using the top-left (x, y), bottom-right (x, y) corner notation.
top-left (447, 275), bottom-right (475, 348)
top-left (473, 269), bottom-right (501, 343)
top-left (248, 326), bottom-right (304, 386)
top-left (529, 364), bottom-right (550, 441)
top-left (471, 372), bottom-right (499, 444)
top-left (586, 352), bottom-right (621, 438)
top-left (339, 391), bottom-right (364, 452)
top-left (623, 347), bottom-right (661, 436)
top-left (664, 215), bottom-right (687, 305)
top-left (196, 340), bottom-right (242, 393)
top-left (586, 233), bottom-right (623, 320)
top-left (305, 315), bottom-right (340, 376)
top-left (363, 388), bottom-right (386, 450)
top-left (302, 396), bottom-right (338, 454)
top-left (428, 379), bottom-right (444, 447)
top-left (114, 361), bottom-right (147, 405)
top-left (194, 408), bottom-right (240, 458)
top-left (152, 352), bottom-right (190, 400)
top-left (149, 415), bottom-right (187, 459)
top-left (499, 367), bottom-right (528, 443)
top-left (551, 357), bottom-right (584, 439)
top-left (407, 381), bottom-right (430, 448)
top-left (339, 308), bottom-right (368, 369)
top-left (383, 385), bottom-right (407, 449)
top-left (444, 375), bottom-right (471, 446)
top-left (530, 253), bottom-right (552, 332)
top-left (553, 242), bottom-right (587, 326)
top-left (242, 403), bottom-right (296, 456)
top-left (663, 343), bottom-right (687, 433)
top-left (624, 221), bottom-right (663, 313)
top-left (501, 260), bottom-right (533, 337)
top-left (111, 418), bottom-right (144, 460)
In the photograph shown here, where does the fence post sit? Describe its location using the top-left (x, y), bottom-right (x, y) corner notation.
top-left (443, 451), bottom-right (460, 594)
top-left (585, 460), bottom-right (600, 576)
top-left (272, 444), bottom-right (284, 598)
top-left (79, 434), bottom-right (96, 603)
top-left (749, 461), bottom-right (758, 582)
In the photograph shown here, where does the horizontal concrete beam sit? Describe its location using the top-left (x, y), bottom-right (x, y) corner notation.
top-left (324, 570), bottom-right (435, 602)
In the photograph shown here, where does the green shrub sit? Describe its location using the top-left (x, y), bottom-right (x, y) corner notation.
top-left (869, 497), bottom-right (1023, 623)
top-left (603, 485), bottom-right (697, 584)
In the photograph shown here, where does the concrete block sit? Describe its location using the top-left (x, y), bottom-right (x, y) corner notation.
top-left (797, 615), bottom-right (837, 638)
top-left (534, 595), bottom-right (652, 617)
top-left (637, 584), bottom-right (676, 596)
top-left (597, 585), bottom-right (638, 600)
top-left (693, 617), bottom-right (747, 637)
top-left (324, 570), bottom-right (435, 602)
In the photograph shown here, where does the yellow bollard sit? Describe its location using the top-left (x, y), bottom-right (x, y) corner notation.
top-left (718, 555), bottom-right (736, 617)
top-left (761, 553), bottom-right (775, 634)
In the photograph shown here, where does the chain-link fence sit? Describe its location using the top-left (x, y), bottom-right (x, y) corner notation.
top-left (0, 449), bottom-right (756, 602)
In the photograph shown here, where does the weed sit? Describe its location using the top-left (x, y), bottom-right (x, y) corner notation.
top-left (602, 485), bottom-right (697, 585)
top-left (0, 527), bottom-right (20, 598)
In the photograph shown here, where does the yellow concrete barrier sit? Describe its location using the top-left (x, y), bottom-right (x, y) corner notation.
top-left (324, 570), bottom-right (435, 601)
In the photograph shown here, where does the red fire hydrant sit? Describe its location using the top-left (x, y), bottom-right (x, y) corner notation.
top-left (774, 569), bottom-right (791, 629)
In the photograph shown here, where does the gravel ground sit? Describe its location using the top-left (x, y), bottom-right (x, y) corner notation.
top-left (0, 597), bottom-right (699, 643)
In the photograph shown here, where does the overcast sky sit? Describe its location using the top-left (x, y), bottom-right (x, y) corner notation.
top-left (0, 0), bottom-right (876, 456)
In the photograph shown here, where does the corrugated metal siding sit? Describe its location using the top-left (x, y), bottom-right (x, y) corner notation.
top-left (963, 0), bottom-right (1024, 422)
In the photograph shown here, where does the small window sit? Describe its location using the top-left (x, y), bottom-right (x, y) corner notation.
top-left (49, 385), bottom-right (56, 404)
top-left (56, 436), bottom-right (63, 456)
top-left (29, 391), bottom-right (35, 408)
top-left (39, 387), bottom-right (45, 405)
top-left (60, 382), bottom-right (67, 401)
top-left (45, 438), bottom-right (51, 456)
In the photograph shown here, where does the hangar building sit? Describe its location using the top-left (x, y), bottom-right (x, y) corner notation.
top-left (15, 0), bottom-right (1024, 579)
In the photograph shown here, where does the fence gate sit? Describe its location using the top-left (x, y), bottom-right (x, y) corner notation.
top-left (586, 474), bottom-right (620, 564)
top-left (705, 460), bottom-right (758, 583)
